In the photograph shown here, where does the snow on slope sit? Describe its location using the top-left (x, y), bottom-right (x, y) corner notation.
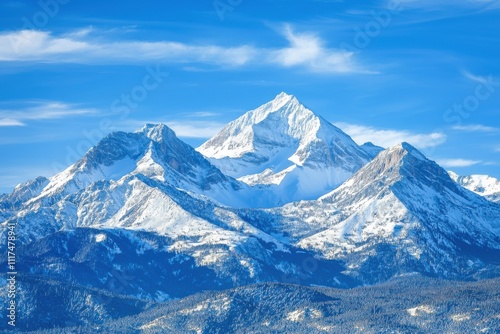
top-left (0, 123), bottom-right (303, 283)
top-left (22, 124), bottom-right (275, 209)
top-left (0, 176), bottom-right (49, 221)
top-left (4, 169), bottom-right (294, 285)
top-left (197, 92), bottom-right (374, 202)
top-left (1, 94), bottom-right (500, 289)
top-left (2, 123), bottom-right (287, 238)
top-left (448, 171), bottom-right (500, 203)
top-left (258, 143), bottom-right (500, 281)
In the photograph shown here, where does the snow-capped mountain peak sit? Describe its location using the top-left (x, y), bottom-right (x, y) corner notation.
top-left (136, 123), bottom-right (177, 143)
top-left (448, 171), bottom-right (500, 203)
top-left (197, 92), bottom-right (316, 160)
top-left (317, 142), bottom-right (484, 225)
top-left (291, 142), bottom-right (500, 282)
top-left (327, 142), bottom-right (462, 196)
top-left (266, 91), bottom-right (297, 111)
top-left (197, 92), bottom-right (373, 202)
top-left (25, 124), bottom-right (256, 209)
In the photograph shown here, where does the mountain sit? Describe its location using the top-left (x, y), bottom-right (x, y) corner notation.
top-left (2, 124), bottom-right (332, 285)
top-left (247, 143), bottom-right (500, 284)
top-left (197, 92), bottom-right (380, 202)
top-left (1, 124), bottom-right (272, 246)
top-left (0, 176), bottom-right (49, 221)
top-left (26, 123), bottom-right (268, 209)
top-left (1, 94), bottom-right (500, 332)
top-left (0, 227), bottom-right (356, 331)
top-left (0, 123), bottom-right (355, 332)
top-left (36, 276), bottom-right (500, 334)
top-left (449, 171), bottom-right (500, 203)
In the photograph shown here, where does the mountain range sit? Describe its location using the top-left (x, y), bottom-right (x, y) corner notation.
top-left (449, 171), bottom-right (500, 204)
top-left (1, 92), bottom-right (499, 332)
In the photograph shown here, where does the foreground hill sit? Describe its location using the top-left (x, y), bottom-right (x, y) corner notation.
top-left (31, 276), bottom-right (500, 334)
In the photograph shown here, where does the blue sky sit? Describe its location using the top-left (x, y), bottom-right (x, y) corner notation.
top-left (1, 0), bottom-right (500, 193)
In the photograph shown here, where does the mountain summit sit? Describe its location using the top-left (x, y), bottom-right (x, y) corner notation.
top-left (198, 92), bottom-right (379, 202)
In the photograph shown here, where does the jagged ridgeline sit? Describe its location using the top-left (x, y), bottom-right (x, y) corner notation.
top-left (1, 93), bottom-right (500, 332)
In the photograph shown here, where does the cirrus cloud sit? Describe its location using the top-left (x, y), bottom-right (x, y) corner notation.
top-left (452, 124), bottom-right (499, 133)
top-left (0, 26), bottom-right (369, 74)
top-left (0, 101), bottom-right (98, 126)
top-left (435, 158), bottom-right (482, 168)
top-left (334, 122), bottom-right (447, 149)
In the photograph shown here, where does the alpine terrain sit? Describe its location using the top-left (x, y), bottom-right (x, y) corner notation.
top-left (449, 171), bottom-right (500, 203)
top-left (1, 93), bottom-right (499, 333)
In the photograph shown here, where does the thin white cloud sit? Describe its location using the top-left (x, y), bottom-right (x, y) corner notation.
top-left (271, 25), bottom-right (365, 73)
top-left (64, 27), bottom-right (94, 38)
top-left (483, 0), bottom-right (500, 10)
top-left (189, 112), bottom-right (221, 118)
top-left (397, 0), bottom-right (500, 10)
top-left (452, 124), bottom-right (499, 132)
top-left (121, 119), bottom-right (225, 139)
top-left (0, 101), bottom-right (98, 126)
top-left (435, 158), bottom-right (482, 168)
top-left (165, 121), bottom-right (225, 138)
top-left (461, 70), bottom-right (498, 85)
top-left (0, 30), bottom-right (89, 61)
top-left (0, 28), bottom-right (367, 74)
top-left (462, 71), bottom-right (488, 85)
top-left (483, 161), bottom-right (500, 166)
top-left (0, 118), bottom-right (25, 126)
top-left (334, 122), bottom-right (447, 149)
top-left (0, 30), bottom-right (254, 66)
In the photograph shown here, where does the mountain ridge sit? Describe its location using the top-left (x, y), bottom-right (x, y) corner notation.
top-left (449, 171), bottom-right (500, 203)
top-left (1, 93), bottom-right (500, 332)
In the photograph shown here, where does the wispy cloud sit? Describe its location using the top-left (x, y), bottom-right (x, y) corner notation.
top-left (452, 124), bottom-right (499, 132)
top-left (462, 70), bottom-right (500, 86)
top-left (0, 30), bottom-right (254, 66)
top-left (0, 101), bottom-right (98, 126)
top-left (396, 0), bottom-right (500, 10)
top-left (0, 30), bottom-right (89, 62)
top-left (188, 112), bottom-right (221, 118)
top-left (0, 27), bottom-right (368, 74)
top-left (334, 122), bottom-right (447, 149)
top-left (165, 121), bottom-right (225, 138)
top-left (122, 119), bottom-right (225, 139)
top-left (0, 118), bottom-right (25, 127)
top-left (435, 158), bottom-right (482, 168)
top-left (483, 161), bottom-right (500, 166)
top-left (271, 25), bottom-right (366, 73)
